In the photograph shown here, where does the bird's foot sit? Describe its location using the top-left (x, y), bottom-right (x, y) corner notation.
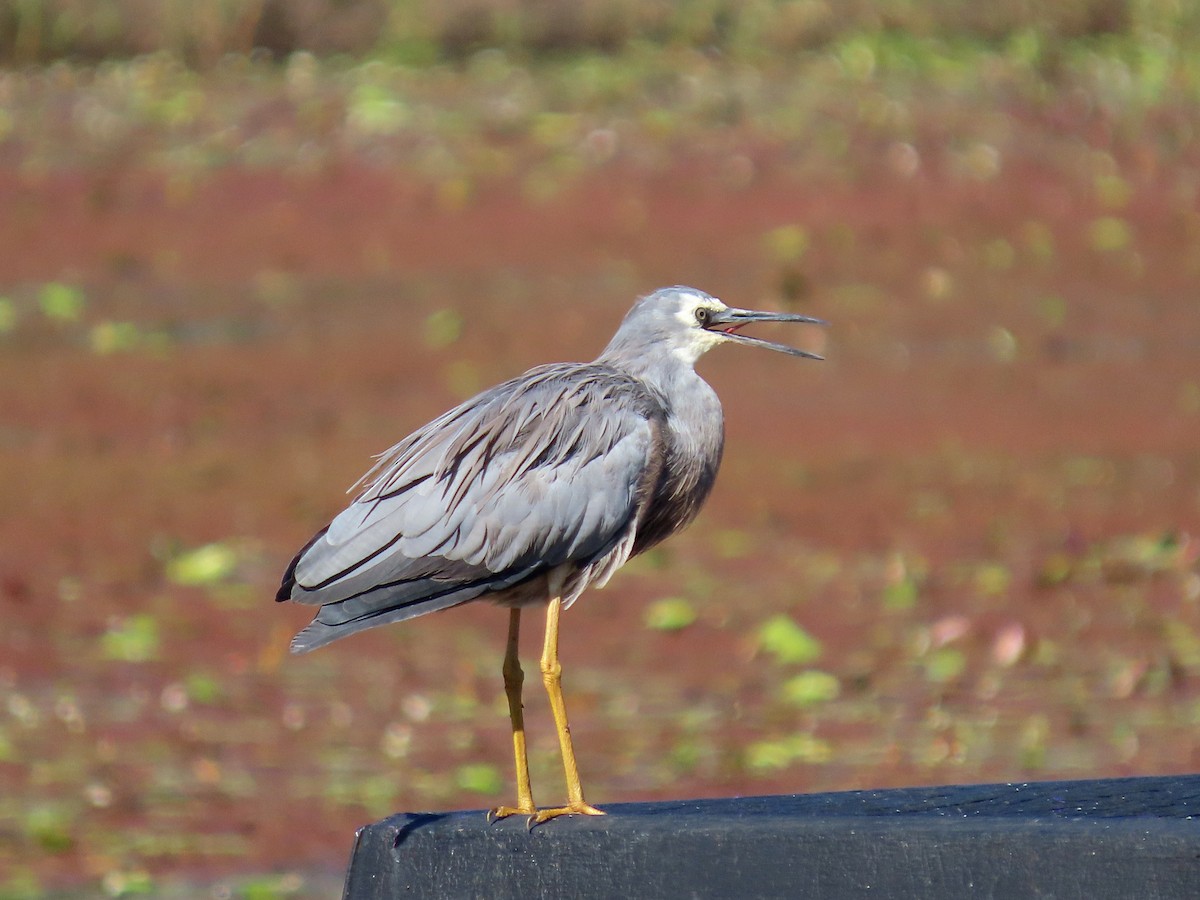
top-left (527, 801), bottom-right (606, 828)
top-left (487, 803), bottom-right (536, 824)
top-left (487, 800), bottom-right (605, 828)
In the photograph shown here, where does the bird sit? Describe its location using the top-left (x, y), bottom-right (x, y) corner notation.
top-left (276, 285), bottom-right (825, 825)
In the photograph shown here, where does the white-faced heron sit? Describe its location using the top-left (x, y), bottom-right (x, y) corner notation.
top-left (277, 286), bottom-right (825, 824)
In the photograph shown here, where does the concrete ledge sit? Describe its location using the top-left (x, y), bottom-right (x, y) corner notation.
top-left (343, 775), bottom-right (1200, 898)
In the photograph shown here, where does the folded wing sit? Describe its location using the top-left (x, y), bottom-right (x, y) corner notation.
top-left (278, 363), bottom-right (665, 651)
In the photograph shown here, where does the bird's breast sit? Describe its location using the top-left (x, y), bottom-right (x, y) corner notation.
top-left (632, 377), bottom-right (724, 554)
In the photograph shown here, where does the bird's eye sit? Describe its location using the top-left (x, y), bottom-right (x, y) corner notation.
top-left (695, 307), bottom-right (711, 325)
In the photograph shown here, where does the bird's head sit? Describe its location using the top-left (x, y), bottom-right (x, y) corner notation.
top-left (603, 286), bottom-right (826, 367)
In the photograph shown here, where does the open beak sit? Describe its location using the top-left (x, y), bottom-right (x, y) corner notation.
top-left (705, 307), bottom-right (827, 359)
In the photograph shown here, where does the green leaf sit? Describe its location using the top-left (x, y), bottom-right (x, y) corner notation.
top-left (763, 224), bottom-right (809, 263)
top-left (0, 296), bottom-right (16, 333)
top-left (922, 647), bottom-right (966, 684)
top-left (455, 763), bottom-right (503, 796)
top-left (90, 321), bottom-right (143, 355)
top-left (974, 561), bottom-right (1012, 596)
top-left (421, 308), bottom-right (464, 349)
top-left (1088, 216), bottom-right (1131, 252)
top-left (744, 738), bottom-right (793, 771)
top-left (757, 615), bottom-right (822, 666)
top-left (1164, 621), bottom-right (1200, 672)
top-left (883, 578), bottom-right (918, 610)
top-left (780, 670), bottom-right (841, 706)
top-left (1018, 714), bottom-right (1050, 770)
top-left (745, 733), bottom-right (833, 771)
top-left (101, 614), bottom-right (161, 663)
top-left (644, 597), bottom-right (697, 632)
top-left (24, 804), bottom-right (75, 853)
top-left (166, 542), bottom-right (238, 586)
top-left (235, 874), bottom-right (297, 900)
top-left (347, 83), bottom-right (409, 135)
top-left (787, 733), bottom-right (833, 764)
top-left (0, 726), bottom-right (14, 762)
top-left (185, 673), bottom-right (222, 705)
top-left (100, 869), bottom-right (155, 897)
top-left (38, 282), bottom-right (85, 322)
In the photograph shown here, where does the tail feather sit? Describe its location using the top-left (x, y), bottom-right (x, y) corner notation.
top-left (289, 586), bottom-right (484, 653)
top-left (286, 562), bottom-right (542, 653)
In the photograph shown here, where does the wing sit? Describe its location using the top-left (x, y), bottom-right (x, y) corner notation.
top-left (278, 363), bottom-right (666, 651)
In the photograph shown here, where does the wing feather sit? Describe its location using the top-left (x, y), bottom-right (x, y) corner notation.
top-left (281, 363), bottom-right (665, 639)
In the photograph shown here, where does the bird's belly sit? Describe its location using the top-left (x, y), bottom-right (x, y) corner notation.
top-left (485, 560), bottom-right (588, 609)
top-left (488, 573), bottom-right (553, 608)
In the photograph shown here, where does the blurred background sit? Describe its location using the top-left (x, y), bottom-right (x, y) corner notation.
top-left (2, 0), bottom-right (1200, 896)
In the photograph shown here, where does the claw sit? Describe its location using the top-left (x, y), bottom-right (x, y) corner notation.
top-left (527, 801), bottom-right (606, 828)
top-left (488, 804), bottom-right (536, 824)
top-left (489, 800), bottom-right (604, 827)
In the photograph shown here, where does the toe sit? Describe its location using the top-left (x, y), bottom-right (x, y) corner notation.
top-left (528, 802), bottom-right (606, 827)
top-left (488, 804), bottom-right (535, 823)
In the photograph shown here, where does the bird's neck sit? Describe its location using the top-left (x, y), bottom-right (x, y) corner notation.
top-left (597, 347), bottom-right (700, 396)
top-left (599, 351), bottom-right (723, 445)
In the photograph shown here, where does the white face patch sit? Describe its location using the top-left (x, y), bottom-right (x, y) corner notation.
top-left (671, 294), bottom-right (727, 328)
top-left (671, 294), bottom-right (729, 364)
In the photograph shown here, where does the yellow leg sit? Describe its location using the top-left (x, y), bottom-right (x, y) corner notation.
top-left (530, 596), bottom-right (605, 824)
top-left (488, 608), bottom-right (537, 821)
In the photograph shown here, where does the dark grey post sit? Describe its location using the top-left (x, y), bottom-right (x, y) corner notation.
top-left (344, 775), bottom-right (1200, 898)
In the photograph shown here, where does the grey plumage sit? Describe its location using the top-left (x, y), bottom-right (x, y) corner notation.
top-left (277, 286), bottom-right (824, 653)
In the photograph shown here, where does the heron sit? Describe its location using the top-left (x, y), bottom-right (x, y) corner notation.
top-left (276, 286), bottom-right (825, 825)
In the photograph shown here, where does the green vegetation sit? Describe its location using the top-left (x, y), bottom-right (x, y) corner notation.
top-left (100, 613), bottom-right (161, 663)
top-left (763, 225), bottom-right (810, 265)
top-left (643, 596), bottom-right (698, 632)
top-left (757, 615), bottom-right (823, 666)
top-left (165, 542), bottom-right (240, 587)
top-left (921, 647), bottom-right (968, 684)
top-left (23, 803), bottom-right (75, 853)
top-left (4, 1), bottom-right (1200, 68)
top-left (37, 282), bottom-right (85, 322)
top-left (454, 762), bottom-right (504, 796)
top-left (0, 297), bottom-right (15, 333)
top-left (746, 732), bottom-right (833, 771)
top-left (421, 308), bottom-right (465, 350)
top-left (0, 3), bottom-right (1197, 190)
top-left (780, 670), bottom-right (841, 707)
